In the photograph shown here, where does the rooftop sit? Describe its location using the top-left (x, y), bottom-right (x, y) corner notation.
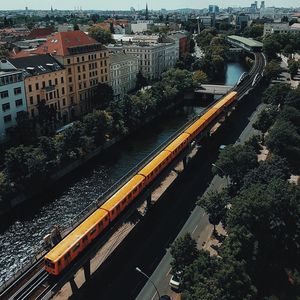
top-left (10, 54), bottom-right (64, 76)
top-left (26, 27), bottom-right (54, 40)
top-left (109, 53), bottom-right (138, 64)
top-left (227, 35), bottom-right (263, 48)
top-left (34, 31), bottom-right (104, 56)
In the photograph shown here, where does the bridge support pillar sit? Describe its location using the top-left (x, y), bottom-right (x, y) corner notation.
top-left (146, 193), bottom-right (152, 208)
top-left (182, 155), bottom-right (188, 169)
top-left (84, 261), bottom-right (91, 281)
top-left (69, 276), bottom-right (79, 295)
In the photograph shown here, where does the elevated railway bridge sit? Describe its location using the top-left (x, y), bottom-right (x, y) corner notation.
top-left (0, 51), bottom-right (266, 300)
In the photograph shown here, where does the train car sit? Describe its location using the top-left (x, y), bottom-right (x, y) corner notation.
top-left (201, 107), bottom-right (222, 126)
top-left (44, 209), bottom-right (109, 275)
top-left (164, 133), bottom-right (190, 159)
top-left (138, 151), bottom-right (172, 185)
top-left (184, 118), bottom-right (207, 140)
top-left (100, 174), bottom-right (146, 222)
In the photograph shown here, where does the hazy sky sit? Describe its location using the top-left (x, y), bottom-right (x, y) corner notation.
top-left (2, 0), bottom-right (300, 10)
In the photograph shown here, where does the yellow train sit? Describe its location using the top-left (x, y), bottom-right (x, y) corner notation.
top-left (44, 91), bottom-right (237, 275)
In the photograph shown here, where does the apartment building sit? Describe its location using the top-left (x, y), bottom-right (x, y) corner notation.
top-left (107, 42), bottom-right (177, 80)
top-left (263, 23), bottom-right (290, 36)
top-left (10, 54), bottom-right (70, 123)
top-left (0, 59), bottom-right (27, 141)
top-left (34, 31), bottom-right (109, 115)
top-left (109, 53), bottom-right (138, 100)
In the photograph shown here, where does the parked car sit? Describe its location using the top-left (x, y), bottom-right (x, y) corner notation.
top-left (169, 271), bottom-right (182, 290)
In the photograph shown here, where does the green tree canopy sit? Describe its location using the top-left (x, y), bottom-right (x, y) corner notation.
top-left (88, 26), bottom-right (113, 44)
top-left (213, 144), bottom-right (258, 187)
top-left (170, 233), bottom-right (200, 274)
top-left (262, 83), bottom-right (291, 106)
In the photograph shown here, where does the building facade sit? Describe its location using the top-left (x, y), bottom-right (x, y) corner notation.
top-left (109, 53), bottom-right (138, 100)
top-left (34, 31), bottom-right (110, 116)
top-left (0, 59), bottom-right (27, 141)
top-left (10, 54), bottom-right (70, 123)
top-left (107, 42), bottom-right (177, 80)
top-left (263, 23), bottom-right (290, 36)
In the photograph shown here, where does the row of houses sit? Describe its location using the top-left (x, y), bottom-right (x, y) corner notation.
top-left (0, 30), bottom-right (190, 141)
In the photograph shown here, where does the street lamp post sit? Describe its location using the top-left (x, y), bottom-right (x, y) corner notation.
top-left (212, 163), bottom-right (229, 185)
top-left (135, 267), bottom-right (161, 300)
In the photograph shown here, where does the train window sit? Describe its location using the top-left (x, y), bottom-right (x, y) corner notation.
top-left (64, 253), bottom-right (70, 261)
top-left (72, 242), bottom-right (80, 253)
top-left (83, 235), bottom-right (88, 242)
top-left (98, 222), bottom-right (103, 229)
top-left (105, 216), bottom-right (109, 222)
top-left (117, 204), bottom-right (120, 211)
top-left (90, 227), bottom-right (96, 235)
top-left (58, 260), bottom-right (61, 266)
top-left (45, 259), bottom-right (55, 268)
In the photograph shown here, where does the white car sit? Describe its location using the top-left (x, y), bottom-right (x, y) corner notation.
top-left (169, 272), bottom-right (182, 290)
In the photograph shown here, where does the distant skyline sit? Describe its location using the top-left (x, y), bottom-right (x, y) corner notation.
top-left (2, 0), bottom-right (300, 11)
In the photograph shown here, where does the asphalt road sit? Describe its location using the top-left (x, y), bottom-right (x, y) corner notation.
top-left (71, 92), bottom-right (264, 300)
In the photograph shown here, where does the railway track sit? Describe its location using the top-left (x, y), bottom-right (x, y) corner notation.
top-left (0, 52), bottom-right (265, 300)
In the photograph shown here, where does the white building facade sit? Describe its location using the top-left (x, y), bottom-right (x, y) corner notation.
top-left (0, 59), bottom-right (27, 141)
top-left (108, 42), bottom-right (177, 80)
top-left (109, 53), bottom-right (138, 100)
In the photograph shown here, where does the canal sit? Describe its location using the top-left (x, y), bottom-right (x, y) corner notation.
top-left (0, 62), bottom-right (247, 285)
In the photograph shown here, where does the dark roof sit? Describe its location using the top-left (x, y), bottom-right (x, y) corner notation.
top-left (26, 27), bottom-right (54, 39)
top-left (9, 54), bottom-right (64, 76)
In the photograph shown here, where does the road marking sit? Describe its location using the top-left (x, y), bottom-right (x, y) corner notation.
top-left (166, 267), bottom-right (172, 277)
top-left (151, 293), bottom-right (157, 300)
top-left (192, 224), bottom-right (198, 235)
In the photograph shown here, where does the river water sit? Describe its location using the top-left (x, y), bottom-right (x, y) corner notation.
top-left (0, 62), bottom-right (247, 285)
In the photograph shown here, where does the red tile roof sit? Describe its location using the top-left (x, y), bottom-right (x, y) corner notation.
top-left (34, 31), bottom-right (98, 56)
top-left (26, 27), bottom-right (54, 39)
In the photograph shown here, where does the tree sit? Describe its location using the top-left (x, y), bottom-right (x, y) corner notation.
top-left (285, 87), bottom-right (300, 110)
top-left (198, 190), bottom-right (229, 232)
top-left (244, 135), bottom-right (262, 154)
top-left (253, 105), bottom-right (278, 139)
top-left (213, 145), bottom-right (258, 188)
top-left (94, 83), bottom-right (114, 109)
top-left (227, 180), bottom-right (300, 288)
top-left (135, 71), bottom-right (148, 90)
top-left (263, 36), bottom-right (282, 59)
top-left (265, 120), bottom-right (300, 169)
top-left (73, 23), bottom-right (80, 31)
top-left (242, 155), bottom-right (291, 189)
top-left (0, 45), bottom-right (9, 58)
top-left (262, 83), bottom-right (290, 106)
top-left (288, 59), bottom-right (300, 79)
top-left (182, 251), bottom-right (256, 300)
top-left (170, 233), bottom-right (199, 274)
top-left (264, 60), bottom-right (283, 80)
top-left (193, 70), bottom-right (208, 84)
top-left (243, 24), bottom-right (263, 38)
top-left (88, 26), bottom-right (113, 44)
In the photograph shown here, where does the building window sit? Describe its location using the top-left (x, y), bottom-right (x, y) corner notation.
top-left (82, 56), bottom-right (85, 62)
top-left (0, 91), bottom-right (9, 98)
top-left (63, 98), bottom-right (66, 106)
top-left (83, 65), bottom-right (86, 71)
top-left (2, 103), bottom-right (10, 111)
top-left (3, 115), bottom-right (12, 123)
top-left (77, 66), bottom-right (81, 72)
top-left (31, 109), bottom-right (35, 117)
top-left (14, 87), bottom-right (22, 95)
top-left (62, 87), bottom-right (65, 95)
top-left (48, 80), bottom-right (52, 86)
top-left (37, 95), bottom-right (40, 103)
top-left (69, 86), bottom-right (73, 93)
top-left (69, 77), bottom-right (72, 83)
top-left (15, 99), bottom-right (23, 107)
top-left (42, 81), bottom-right (45, 88)
top-left (78, 75), bottom-right (81, 81)
top-left (77, 57), bottom-right (80, 63)
top-left (55, 78), bottom-right (58, 85)
top-left (30, 96), bottom-right (34, 105)
top-left (35, 83), bottom-right (39, 90)
top-left (67, 59), bottom-right (71, 64)
top-left (61, 77), bottom-right (64, 83)
top-left (28, 85), bottom-right (32, 92)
